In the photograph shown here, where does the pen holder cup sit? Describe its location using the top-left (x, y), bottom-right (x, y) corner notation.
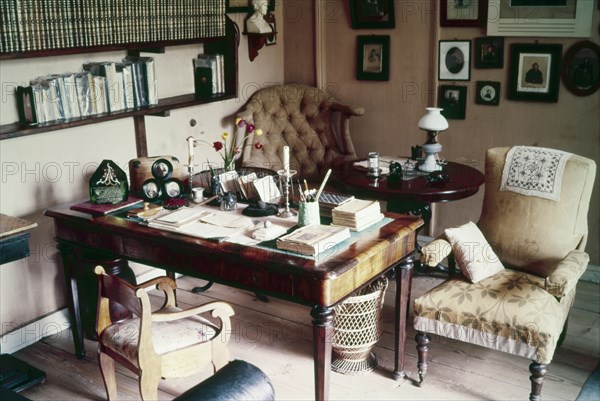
top-left (298, 201), bottom-right (320, 227)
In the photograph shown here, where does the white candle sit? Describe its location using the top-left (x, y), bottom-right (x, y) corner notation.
top-left (186, 136), bottom-right (195, 167)
top-left (283, 145), bottom-right (290, 174)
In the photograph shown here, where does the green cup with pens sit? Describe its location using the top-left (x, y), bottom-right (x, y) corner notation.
top-left (297, 169), bottom-right (331, 226)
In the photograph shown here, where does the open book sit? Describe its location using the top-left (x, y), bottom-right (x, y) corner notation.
top-left (276, 224), bottom-right (350, 256)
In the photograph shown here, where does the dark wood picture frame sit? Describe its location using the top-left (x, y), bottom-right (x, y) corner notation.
top-left (508, 43), bottom-right (562, 103)
top-left (561, 40), bottom-right (600, 97)
top-left (439, 40), bottom-right (471, 81)
top-left (438, 85), bottom-right (467, 119)
top-left (475, 81), bottom-right (501, 105)
top-left (227, 0), bottom-right (275, 14)
top-left (475, 37), bottom-right (504, 69)
top-left (440, 0), bottom-right (486, 27)
top-left (357, 35), bottom-right (390, 81)
top-left (350, 0), bottom-right (395, 29)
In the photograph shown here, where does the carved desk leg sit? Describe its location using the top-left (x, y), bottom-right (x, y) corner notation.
top-left (393, 255), bottom-right (414, 381)
top-left (311, 305), bottom-right (334, 401)
top-left (57, 243), bottom-right (86, 359)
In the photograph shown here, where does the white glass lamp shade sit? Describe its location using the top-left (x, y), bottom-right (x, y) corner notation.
top-left (418, 107), bottom-right (449, 132)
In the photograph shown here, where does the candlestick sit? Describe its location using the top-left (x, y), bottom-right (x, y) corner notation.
top-left (283, 145), bottom-right (290, 174)
top-left (186, 136), bottom-right (195, 167)
top-left (277, 169), bottom-right (297, 218)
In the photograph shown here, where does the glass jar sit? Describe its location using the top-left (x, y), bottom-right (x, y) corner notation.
top-left (367, 152), bottom-right (380, 177)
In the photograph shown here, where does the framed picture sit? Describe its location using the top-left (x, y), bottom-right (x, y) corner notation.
top-left (475, 81), bottom-right (501, 105)
top-left (440, 0), bottom-right (486, 27)
top-left (561, 40), bottom-right (600, 96)
top-left (350, 0), bottom-right (395, 29)
top-left (227, 0), bottom-right (275, 14)
top-left (226, 0), bottom-right (249, 13)
top-left (475, 37), bottom-right (504, 68)
top-left (438, 85), bottom-right (467, 119)
top-left (357, 35), bottom-right (390, 81)
top-left (508, 43), bottom-right (562, 102)
top-left (439, 40), bottom-right (471, 81)
top-left (487, 0), bottom-right (594, 37)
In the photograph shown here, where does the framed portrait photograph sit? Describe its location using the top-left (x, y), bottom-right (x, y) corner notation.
top-left (350, 0), bottom-right (395, 29)
top-left (475, 81), bottom-right (501, 105)
top-left (508, 43), bottom-right (562, 102)
top-left (487, 0), bottom-right (593, 37)
top-left (475, 37), bottom-right (504, 68)
top-left (438, 85), bottom-right (467, 119)
top-left (357, 35), bottom-right (390, 81)
top-left (561, 40), bottom-right (600, 96)
top-left (439, 40), bottom-right (471, 81)
top-left (441, 0), bottom-right (486, 27)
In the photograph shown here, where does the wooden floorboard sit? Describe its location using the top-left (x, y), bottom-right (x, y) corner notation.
top-left (15, 275), bottom-right (599, 401)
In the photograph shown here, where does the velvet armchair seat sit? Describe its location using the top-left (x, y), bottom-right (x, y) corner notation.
top-left (414, 147), bottom-right (596, 401)
top-left (236, 83), bottom-right (365, 182)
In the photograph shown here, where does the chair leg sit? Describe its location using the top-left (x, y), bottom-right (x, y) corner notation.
top-left (529, 362), bottom-right (548, 401)
top-left (139, 369), bottom-right (161, 401)
top-left (415, 331), bottom-right (431, 387)
top-left (98, 351), bottom-right (117, 400)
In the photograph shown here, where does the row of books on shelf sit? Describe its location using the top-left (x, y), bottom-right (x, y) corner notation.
top-left (16, 56), bottom-right (157, 125)
top-left (1, 0), bottom-right (226, 53)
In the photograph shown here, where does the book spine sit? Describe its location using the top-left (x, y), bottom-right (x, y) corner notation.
top-left (16, 86), bottom-right (38, 125)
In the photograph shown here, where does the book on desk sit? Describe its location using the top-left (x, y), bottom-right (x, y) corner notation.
top-left (276, 224), bottom-right (350, 256)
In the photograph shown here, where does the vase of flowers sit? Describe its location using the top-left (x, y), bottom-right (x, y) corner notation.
top-left (207, 118), bottom-right (264, 171)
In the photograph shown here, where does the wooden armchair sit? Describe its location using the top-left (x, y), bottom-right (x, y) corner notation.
top-left (94, 266), bottom-right (234, 400)
top-left (235, 83), bottom-right (365, 182)
top-left (413, 147), bottom-right (596, 401)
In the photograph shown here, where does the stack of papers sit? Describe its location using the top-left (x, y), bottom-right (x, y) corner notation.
top-left (148, 207), bottom-right (254, 240)
top-left (318, 192), bottom-right (355, 218)
top-left (331, 199), bottom-right (383, 231)
top-left (276, 224), bottom-right (350, 256)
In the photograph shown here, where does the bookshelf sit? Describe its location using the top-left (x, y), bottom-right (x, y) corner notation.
top-left (0, 13), bottom-right (239, 158)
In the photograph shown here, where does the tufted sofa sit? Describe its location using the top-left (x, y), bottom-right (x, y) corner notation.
top-left (235, 83), bottom-right (365, 182)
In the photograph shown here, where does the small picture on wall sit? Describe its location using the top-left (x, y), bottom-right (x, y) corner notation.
top-left (440, 0), bottom-right (486, 27)
top-left (509, 43), bottom-right (562, 102)
top-left (438, 85), bottom-right (467, 119)
top-left (439, 40), bottom-right (471, 81)
top-left (475, 81), bottom-right (501, 105)
top-left (357, 35), bottom-right (390, 81)
top-left (350, 0), bottom-right (395, 29)
top-left (475, 37), bottom-right (504, 68)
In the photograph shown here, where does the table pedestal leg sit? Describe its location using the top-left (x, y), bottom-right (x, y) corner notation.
top-left (393, 255), bottom-right (414, 380)
top-left (311, 305), bottom-right (334, 401)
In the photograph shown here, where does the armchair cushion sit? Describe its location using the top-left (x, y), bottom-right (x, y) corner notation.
top-left (101, 307), bottom-right (217, 367)
top-left (414, 269), bottom-right (575, 364)
top-left (444, 221), bottom-right (505, 283)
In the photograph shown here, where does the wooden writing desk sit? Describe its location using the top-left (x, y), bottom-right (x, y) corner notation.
top-left (45, 204), bottom-right (422, 400)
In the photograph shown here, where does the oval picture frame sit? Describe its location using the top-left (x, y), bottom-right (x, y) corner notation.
top-left (561, 40), bottom-right (600, 97)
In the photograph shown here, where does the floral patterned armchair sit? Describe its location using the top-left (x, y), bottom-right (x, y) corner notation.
top-left (235, 83), bottom-right (365, 182)
top-left (414, 147), bottom-right (596, 401)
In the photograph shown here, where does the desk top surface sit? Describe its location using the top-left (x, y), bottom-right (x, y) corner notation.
top-left (45, 203), bottom-right (422, 306)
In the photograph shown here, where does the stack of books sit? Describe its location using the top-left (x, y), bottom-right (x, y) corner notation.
top-left (193, 53), bottom-right (226, 98)
top-left (318, 191), bottom-right (355, 218)
top-left (276, 224), bottom-right (350, 256)
top-left (331, 199), bottom-right (383, 231)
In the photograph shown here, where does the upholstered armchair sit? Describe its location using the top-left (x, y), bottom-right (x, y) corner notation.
top-left (94, 266), bottom-right (234, 400)
top-left (414, 147), bottom-right (596, 401)
top-left (235, 83), bottom-right (365, 182)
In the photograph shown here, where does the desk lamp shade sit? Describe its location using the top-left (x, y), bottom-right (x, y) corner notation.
top-left (417, 107), bottom-right (448, 172)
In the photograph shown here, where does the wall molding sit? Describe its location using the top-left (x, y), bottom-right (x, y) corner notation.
top-left (0, 308), bottom-right (70, 354)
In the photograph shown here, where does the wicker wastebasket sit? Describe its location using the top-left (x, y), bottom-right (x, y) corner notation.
top-left (331, 276), bottom-right (388, 375)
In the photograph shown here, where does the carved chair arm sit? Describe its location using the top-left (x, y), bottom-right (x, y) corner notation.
top-left (420, 237), bottom-right (452, 267)
top-left (329, 101), bottom-right (365, 117)
top-left (136, 275), bottom-right (177, 308)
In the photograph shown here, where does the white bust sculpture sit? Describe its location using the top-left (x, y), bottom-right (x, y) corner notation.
top-left (246, 0), bottom-right (273, 34)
